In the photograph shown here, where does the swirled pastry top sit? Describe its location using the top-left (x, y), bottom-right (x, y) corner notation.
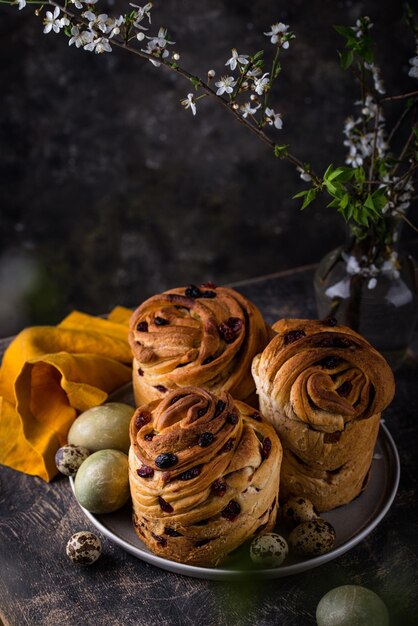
top-left (252, 318), bottom-right (395, 433)
top-left (129, 387), bottom-right (282, 564)
top-left (128, 284), bottom-right (269, 402)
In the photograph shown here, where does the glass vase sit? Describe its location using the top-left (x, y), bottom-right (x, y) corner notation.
top-left (314, 239), bottom-right (418, 369)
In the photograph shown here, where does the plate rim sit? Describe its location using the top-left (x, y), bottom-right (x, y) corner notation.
top-left (69, 422), bottom-right (400, 581)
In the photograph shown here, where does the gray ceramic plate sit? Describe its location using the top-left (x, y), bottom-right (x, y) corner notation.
top-left (69, 416), bottom-right (400, 580)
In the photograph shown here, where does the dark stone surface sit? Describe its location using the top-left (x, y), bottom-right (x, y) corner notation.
top-left (1, 268), bottom-right (417, 626)
top-left (0, 0), bottom-right (416, 334)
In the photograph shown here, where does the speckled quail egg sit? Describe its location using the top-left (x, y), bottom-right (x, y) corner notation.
top-left (250, 533), bottom-right (289, 568)
top-left (288, 518), bottom-right (336, 557)
top-left (316, 585), bottom-right (389, 626)
top-left (282, 496), bottom-right (318, 527)
top-left (55, 444), bottom-right (91, 477)
top-left (66, 531), bottom-right (102, 565)
top-left (67, 402), bottom-right (134, 454)
top-left (74, 449), bottom-right (130, 514)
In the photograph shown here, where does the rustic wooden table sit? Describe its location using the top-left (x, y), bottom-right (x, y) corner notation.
top-left (1, 265), bottom-right (417, 626)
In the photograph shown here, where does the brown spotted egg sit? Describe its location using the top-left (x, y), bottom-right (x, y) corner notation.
top-left (250, 533), bottom-right (288, 568)
top-left (55, 444), bottom-right (91, 476)
top-left (288, 518), bottom-right (336, 557)
top-left (282, 496), bottom-right (318, 527)
top-left (66, 531), bottom-right (102, 565)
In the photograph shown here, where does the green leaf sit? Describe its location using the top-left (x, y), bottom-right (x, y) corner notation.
top-left (189, 76), bottom-right (201, 90)
top-left (300, 188), bottom-right (319, 210)
top-left (340, 49), bottom-right (354, 69)
top-left (334, 25), bottom-right (356, 40)
top-left (274, 144), bottom-right (289, 158)
top-left (293, 190), bottom-right (309, 199)
top-left (252, 50), bottom-right (264, 62)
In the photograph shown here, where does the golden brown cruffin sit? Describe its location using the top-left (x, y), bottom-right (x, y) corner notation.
top-left (252, 318), bottom-right (395, 512)
top-left (128, 386), bottom-right (282, 566)
top-left (128, 283), bottom-right (270, 407)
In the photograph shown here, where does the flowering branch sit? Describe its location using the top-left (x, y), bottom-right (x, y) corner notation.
top-left (3, 0), bottom-right (418, 245)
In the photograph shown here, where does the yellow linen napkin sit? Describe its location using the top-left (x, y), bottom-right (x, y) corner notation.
top-left (0, 306), bottom-right (133, 481)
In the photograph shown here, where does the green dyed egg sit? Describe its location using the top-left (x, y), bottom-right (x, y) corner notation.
top-left (316, 585), bottom-right (389, 626)
top-left (74, 449), bottom-right (130, 514)
top-left (68, 402), bottom-right (134, 453)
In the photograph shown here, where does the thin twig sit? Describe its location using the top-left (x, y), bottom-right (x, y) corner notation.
top-left (368, 106), bottom-right (380, 194)
top-left (393, 210), bottom-right (418, 234)
top-left (380, 90), bottom-right (418, 103)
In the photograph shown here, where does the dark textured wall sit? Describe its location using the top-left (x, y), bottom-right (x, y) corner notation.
top-left (0, 0), bottom-right (415, 334)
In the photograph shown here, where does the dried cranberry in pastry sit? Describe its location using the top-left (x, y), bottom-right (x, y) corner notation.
top-left (144, 433), bottom-right (155, 441)
top-left (198, 406), bottom-right (209, 417)
top-left (154, 316), bottom-right (169, 326)
top-left (136, 321), bottom-right (148, 332)
top-left (201, 290), bottom-right (216, 298)
top-left (169, 394), bottom-right (184, 405)
top-left (155, 453), bottom-right (178, 469)
top-left (164, 527), bottom-right (183, 537)
top-left (178, 466), bottom-right (201, 481)
top-left (222, 438), bottom-right (234, 452)
top-left (135, 411), bottom-right (151, 430)
top-left (137, 465), bottom-right (154, 479)
top-left (154, 385), bottom-right (167, 393)
top-left (337, 381), bottom-right (352, 397)
top-left (151, 532), bottom-right (167, 547)
top-left (158, 496), bottom-right (174, 513)
top-left (198, 432), bottom-right (214, 447)
top-left (214, 400), bottom-right (226, 417)
top-left (227, 413), bottom-right (238, 425)
top-left (261, 437), bottom-right (272, 460)
top-left (317, 336), bottom-right (352, 348)
top-left (250, 412), bottom-right (262, 422)
top-left (185, 284), bottom-right (202, 298)
top-left (200, 281), bottom-right (217, 289)
top-left (221, 500), bottom-right (241, 521)
top-left (319, 356), bottom-right (342, 369)
top-left (212, 478), bottom-right (227, 497)
top-left (284, 329), bottom-right (306, 344)
top-left (137, 367), bottom-right (144, 377)
top-left (218, 317), bottom-right (243, 343)
top-left (324, 317), bottom-right (338, 327)
top-left (202, 355), bottom-right (216, 365)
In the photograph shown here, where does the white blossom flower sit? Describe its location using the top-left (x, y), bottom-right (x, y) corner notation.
top-left (181, 93), bottom-right (197, 116)
top-left (240, 101), bottom-right (260, 118)
top-left (137, 32), bottom-right (146, 41)
top-left (246, 67), bottom-right (262, 79)
top-left (253, 72), bottom-right (270, 95)
top-left (130, 2), bottom-right (152, 26)
top-left (207, 69), bottom-right (216, 79)
top-left (107, 16), bottom-right (124, 39)
top-left (354, 16), bottom-right (373, 39)
top-left (343, 116), bottom-right (361, 137)
top-left (141, 39), bottom-right (169, 66)
top-left (69, 26), bottom-right (95, 48)
top-left (225, 49), bottom-right (249, 71)
top-left (70, 0), bottom-right (98, 8)
top-left (84, 37), bottom-right (112, 54)
top-left (265, 107), bottom-right (283, 129)
top-left (297, 166), bottom-right (312, 182)
top-left (13, 0), bottom-right (26, 10)
top-left (409, 52), bottom-right (418, 80)
top-left (43, 7), bottom-right (65, 34)
top-left (146, 27), bottom-right (174, 48)
top-left (346, 151), bottom-right (363, 167)
top-left (359, 94), bottom-right (378, 118)
top-left (215, 75), bottom-right (236, 96)
top-left (367, 277), bottom-right (377, 290)
top-left (365, 62), bottom-right (385, 95)
top-left (264, 22), bottom-right (290, 47)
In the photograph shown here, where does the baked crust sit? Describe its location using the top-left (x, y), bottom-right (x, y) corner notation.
top-left (129, 386), bottom-right (282, 566)
top-left (129, 285), bottom-right (270, 407)
top-left (252, 318), bottom-right (395, 511)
